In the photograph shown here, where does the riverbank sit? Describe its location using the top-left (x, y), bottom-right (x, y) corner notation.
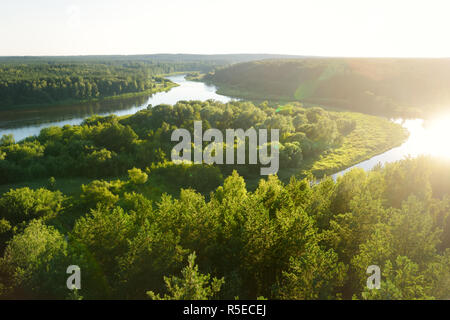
top-left (246, 111), bottom-right (409, 188)
top-left (0, 81), bottom-right (179, 112)
top-left (303, 112), bottom-right (409, 177)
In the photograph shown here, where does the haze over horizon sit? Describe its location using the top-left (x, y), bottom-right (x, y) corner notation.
top-left (2, 0), bottom-right (450, 58)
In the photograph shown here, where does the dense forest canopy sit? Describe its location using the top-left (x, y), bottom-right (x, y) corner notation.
top-left (1, 155), bottom-right (450, 299)
top-left (205, 58), bottom-right (450, 118)
top-left (0, 62), bottom-right (188, 108)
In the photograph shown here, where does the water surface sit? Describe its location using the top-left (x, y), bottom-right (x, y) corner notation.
top-left (0, 75), bottom-right (235, 141)
top-left (333, 116), bottom-right (450, 178)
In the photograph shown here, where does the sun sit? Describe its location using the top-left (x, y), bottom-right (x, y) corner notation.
top-left (423, 113), bottom-right (450, 158)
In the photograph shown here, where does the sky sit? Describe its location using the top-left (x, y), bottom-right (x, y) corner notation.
top-left (1, 0), bottom-right (450, 57)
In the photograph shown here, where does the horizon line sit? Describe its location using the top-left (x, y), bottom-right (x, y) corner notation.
top-left (1, 53), bottom-right (450, 59)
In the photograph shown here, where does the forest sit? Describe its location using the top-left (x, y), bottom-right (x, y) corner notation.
top-left (0, 62), bottom-right (184, 108)
top-left (205, 58), bottom-right (450, 118)
top-left (1, 154), bottom-right (450, 299)
top-left (0, 100), bottom-right (406, 186)
top-left (4, 0), bottom-right (450, 306)
top-left (0, 56), bottom-right (444, 301)
top-left (0, 55), bottom-right (306, 110)
top-left (0, 97), bottom-right (427, 300)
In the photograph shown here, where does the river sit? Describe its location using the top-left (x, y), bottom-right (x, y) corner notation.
top-left (0, 74), bottom-right (445, 177)
top-left (0, 75), bottom-right (235, 142)
top-left (333, 116), bottom-right (450, 178)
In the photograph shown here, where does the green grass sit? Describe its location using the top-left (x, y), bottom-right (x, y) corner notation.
top-left (0, 177), bottom-right (95, 197)
top-left (244, 112), bottom-right (408, 188)
top-left (0, 173), bottom-right (187, 234)
top-left (213, 82), bottom-right (292, 102)
top-left (303, 112), bottom-right (408, 177)
top-left (0, 172), bottom-right (191, 201)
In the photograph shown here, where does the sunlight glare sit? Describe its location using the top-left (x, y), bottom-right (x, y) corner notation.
top-left (423, 113), bottom-right (450, 158)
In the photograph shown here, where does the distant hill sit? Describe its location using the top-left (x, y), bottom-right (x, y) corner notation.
top-left (0, 53), bottom-right (308, 65)
top-left (206, 58), bottom-right (450, 118)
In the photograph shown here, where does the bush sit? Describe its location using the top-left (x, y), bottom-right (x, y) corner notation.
top-left (0, 187), bottom-right (65, 226)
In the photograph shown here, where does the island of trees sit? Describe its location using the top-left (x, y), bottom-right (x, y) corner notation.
top-left (0, 100), bottom-right (407, 187)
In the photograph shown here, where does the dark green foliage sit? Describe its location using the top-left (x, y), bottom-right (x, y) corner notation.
top-left (0, 59), bottom-right (215, 109)
top-left (0, 187), bottom-right (65, 226)
top-left (147, 253), bottom-right (225, 300)
top-left (0, 157), bottom-right (449, 300)
top-left (0, 64), bottom-right (153, 108)
top-left (147, 162), bottom-right (223, 195)
top-left (0, 220), bottom-right (69, 299)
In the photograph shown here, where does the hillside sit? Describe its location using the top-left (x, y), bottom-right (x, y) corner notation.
top-left (206, 58), bottom-right (450, 118)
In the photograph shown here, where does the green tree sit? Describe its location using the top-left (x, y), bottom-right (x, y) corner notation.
top-left (0, 134), bottom-right (14, 147)
top-left (128, 167), bottom-right (148, 185)
top-left (80, 180), bottom-right (121, 208)
top-left (0, 220), bottom-right (68, 299)
top-left (147, 252), bottom-right (224, 300)
top-left (360, 256), bottom-right (433, 300)
top-left (0, 187), bottom-right (65, 226)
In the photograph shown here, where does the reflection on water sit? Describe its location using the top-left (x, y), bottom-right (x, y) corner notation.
top-left (0, 95), bottom-right (150, 128)
top-left (334, 114), bottom-right (450, 178)
top-left (0, 75), bottom-right (235, 141)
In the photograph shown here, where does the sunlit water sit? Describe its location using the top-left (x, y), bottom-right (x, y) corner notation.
top-left (0, 75), bottom-right (235, 142)
top-left (333, 114), bottom-right (450, 178)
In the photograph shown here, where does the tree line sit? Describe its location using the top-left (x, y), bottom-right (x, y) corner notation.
top-left (0, 60), bottom-right (217, 108)
top-left (206, 58), bottom-right (450, 118)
